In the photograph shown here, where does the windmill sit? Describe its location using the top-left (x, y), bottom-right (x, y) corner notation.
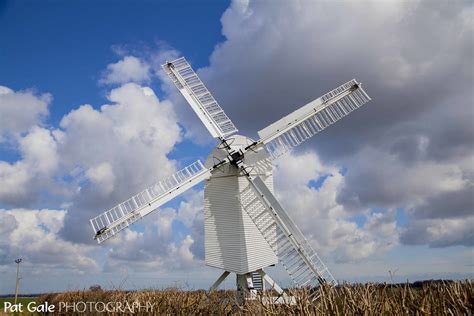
top-left (90, 57), bottom-right (371, 301)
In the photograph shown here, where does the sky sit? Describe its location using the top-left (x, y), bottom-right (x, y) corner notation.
top-left (0, 0), bottom-right (473, 294)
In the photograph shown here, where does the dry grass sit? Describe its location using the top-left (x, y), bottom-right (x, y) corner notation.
top-left (37, 280), bottom-right (473, 315)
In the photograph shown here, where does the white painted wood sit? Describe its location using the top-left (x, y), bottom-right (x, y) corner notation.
top-left (258, 97), bottom-right (323, 141)
top-left (204, 135), bottom-right (278, 274)
top-left (257, 79), bottom-right (367, 143)
top-left (162, 57), bottom-right (238, 138)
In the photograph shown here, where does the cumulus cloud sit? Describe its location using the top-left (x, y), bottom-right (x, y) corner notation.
top-left (0, 86), bottom-right (51, 141)
top-left (273, 152), bottom-right (398, 263)
top-left (400, 217), bottom-right (474, 248)
top-left (198, 0), bottom-right (472, 141)
top-left (176, 190), bottom-right (204, 227)
top-left (105, 199), bottom-right (202, 272)
top-left (100, 56), bottom-right (151, 85)
top-left (56, 83), bottom-right (182, 243)
top-left (365, 209), bottom-right (398, 238)
top-left (0, 81), bottom-right (183, 243)
top-left (93, 188), bottom-right (205, 274)
top-left (85, 162), bottom-right (116, 197)
top-left (338, 147), bottom-right (470, 211)
top-left (0, 209), bottom-right (97, 272)
top-left (0, 126), bottom-right (59, 206)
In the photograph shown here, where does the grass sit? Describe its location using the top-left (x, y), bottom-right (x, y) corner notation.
top-left (35, 280), bottom-right (473, 315)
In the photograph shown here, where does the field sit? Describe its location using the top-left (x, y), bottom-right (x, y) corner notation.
top-left (34, 280), bottom-right (473, 315)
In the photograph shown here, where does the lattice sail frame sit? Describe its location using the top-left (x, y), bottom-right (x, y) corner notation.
top-left (258, 79), bottom-right (371, 159)
top-left (162, 57), bottom-right (238, 138)
top-left (90, 160), bottom-right (210, 243)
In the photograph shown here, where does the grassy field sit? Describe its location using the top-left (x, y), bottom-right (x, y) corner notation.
top-left (34, 280), bottom-right (472, 315)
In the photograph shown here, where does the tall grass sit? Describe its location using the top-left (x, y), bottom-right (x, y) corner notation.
top-left (37, 280), bottom-right (473, 315)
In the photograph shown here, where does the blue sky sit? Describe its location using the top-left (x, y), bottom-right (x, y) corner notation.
top-left (0, 1), bottom-right (227, 127)
top-left (0, 0), bottom-right (472, 294)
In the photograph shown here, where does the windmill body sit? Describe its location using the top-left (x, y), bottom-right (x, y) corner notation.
top-left (204, 135), bottom-right (277, 274)
top-left (89, 56), bottom-right (372, 301)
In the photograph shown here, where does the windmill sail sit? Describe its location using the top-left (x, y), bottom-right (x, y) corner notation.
top-left (240, 176), bottom-right (337, 298)
top-left (90, 160), bottom-right (211, 243)
top-left (257, 79), bottom-right (371, 159)
top-left (162, 57), bottom-right (238, 139)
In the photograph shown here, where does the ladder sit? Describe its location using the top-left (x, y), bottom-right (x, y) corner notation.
top-left (240, 177), bottom-right (337, 299)
top-left (251, 271), bottom-right (264, 291)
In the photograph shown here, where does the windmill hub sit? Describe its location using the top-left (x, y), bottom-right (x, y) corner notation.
top-left (220, 135), bottom-right (249, 166)
top-left (205, 134), bottom-right (263, 170)
top-left (90, 56), bottom-right (372, 303)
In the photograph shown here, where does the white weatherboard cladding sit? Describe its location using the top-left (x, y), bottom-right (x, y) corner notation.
top-left (204, 135), bottom-right (278, 274)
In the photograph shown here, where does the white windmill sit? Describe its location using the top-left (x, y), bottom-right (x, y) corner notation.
top-left (90, 57), bottom-right (371, 301)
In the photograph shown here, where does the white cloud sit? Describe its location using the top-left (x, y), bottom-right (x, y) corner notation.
top-left (100, 56), bottom-right (151, 85)
top-left (176, 190), bottom-right (203, 227)
top-left (338, 146), bottom-right (470, 210)
top-left (58, 83), bottom-right (180, 168)
top-left (102, 189), bottom-right (205, 272)
top-left (0, 127), bottom-right (59, 205)
top-left (0, 162), bottom-right (31, 204)
top-left (400, 217), bottom-right (474, 248)
top-left (85, 162), bottom-right (116, 197)
top-left (0, 209), bottom-right (97, 272)
top-left (105, 205), bottom-right (201, 272)
top-left (273, 151), bottom-right (398, 263)
top-left (56, 83), bottom-right (182, 243)
top-left (19, 126), bottom-right (59, 175)
top-left (365, 209), bottom-right (398, 238)
top-left (337, 141), bottom-right (473, 248)
top-left (0, 82), bottom-right (183, 243)
top-left (179, 235), bottom-right (195, 262)
top-left (199, 0), bottom-right (471, 133)
top-left (0, 86), bottom-right (51, 141)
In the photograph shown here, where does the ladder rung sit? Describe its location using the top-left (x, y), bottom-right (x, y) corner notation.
top-left (253, 209), bottom-right (269, 222)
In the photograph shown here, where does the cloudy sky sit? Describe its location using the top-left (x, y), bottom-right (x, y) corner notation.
top-left (0, 0), bottom-right (472, 294)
